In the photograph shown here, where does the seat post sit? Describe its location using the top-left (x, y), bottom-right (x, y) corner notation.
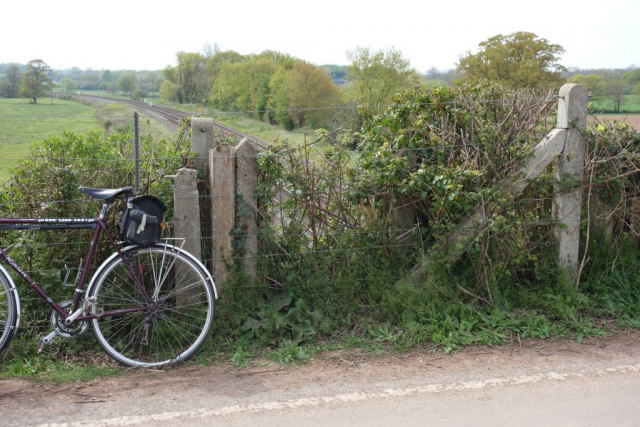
top-left (99, 203), bottom-right (109, 220)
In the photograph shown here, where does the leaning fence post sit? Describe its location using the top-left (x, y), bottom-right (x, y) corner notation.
top-left (235, 139), bottom-right (259, 285)
top-left (210, 144), bottom-right (235, 290)
top-left (552, 83), bottom-right (587, 282)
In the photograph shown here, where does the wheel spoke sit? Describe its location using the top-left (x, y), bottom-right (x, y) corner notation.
top-left (90, 246), bottom-right (214, 367)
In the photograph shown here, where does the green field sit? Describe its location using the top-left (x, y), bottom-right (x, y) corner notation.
top-left (0, 96), bottom-right (176, 182)
top-left (0, 98), bottom-right (103, 181)
top-left (592, 95), bottom-right (640, 112)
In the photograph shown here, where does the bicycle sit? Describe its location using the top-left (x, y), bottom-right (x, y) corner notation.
top-left (0, 186), bottom-right (217, 368)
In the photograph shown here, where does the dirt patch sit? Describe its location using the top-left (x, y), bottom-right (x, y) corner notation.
top-left (592, 114), bottom-right (640, 131)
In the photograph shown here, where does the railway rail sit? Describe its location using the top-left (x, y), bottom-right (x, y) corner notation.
top-left (62, 93), bottom-right (269, 149)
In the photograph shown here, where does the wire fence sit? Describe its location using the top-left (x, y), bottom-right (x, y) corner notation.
top-left (3, 91), bottom-right (640, 339)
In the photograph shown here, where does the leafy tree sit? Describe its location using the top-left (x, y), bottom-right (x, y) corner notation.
top-left (206, 50), bottom-right (244, 73)
top-left (0, 64), bottom-right (22, 98)
top-left (604, 80), bottom-right (629, 112)
top-left (117, 73), bottom-right (137, 99)
top-left (19, 59), bottom-right (52, 104)
top-left (633, 82), bottom-right (640, 96)
top-left (80, 73), bottom-right (100, 90)
top-left (160, 80), bottom-right (179, 102)
top-left (137, 71), bottom-right (162, 93)
top-left (569, 74), bottom-right (606, 97)
top-left (287, 60), bottom-right (342, 127)
top-left (622, 69), bottom-right (640, 87)
top-left (60, 78), bottom-right (77, 93)
top-left (209, 62), bottom-right (240, 109)
top-left (229, 58), bottom-right (282, 113)
top-left (175, 52), bottom-right (208, 103)
top-left (106, 82), bottom-right (118, 94)
top-left (205, 50), bottom-right (245, 106)
top-left (267, 69), bottom-right (293, 129)
top-left (101, 70), bottom-right (114, 83)
top-left (457, 32), bottom-right (566, 89)
top-left (346, 47), bottom-right (420, 107)
top-left (255, 50), bottom-right (295, 70)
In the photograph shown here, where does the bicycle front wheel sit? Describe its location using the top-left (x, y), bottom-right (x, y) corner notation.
top-left (89, 245), bottom-right (215, 367)
top-left (0, 270), bottom-right (17, 354)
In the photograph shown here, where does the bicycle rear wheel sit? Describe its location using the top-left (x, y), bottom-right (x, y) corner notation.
top-left (0, 271), bottom-right (17, 354)
top-left (89, 245), bottom-right (215, 367)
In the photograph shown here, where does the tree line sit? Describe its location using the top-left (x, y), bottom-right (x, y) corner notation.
top-left (159, 46), bottom-right (421, 130)
top-left (3, 32), bottom-right (639, 114)
top-left (0, 62), bottom-right (163, 102)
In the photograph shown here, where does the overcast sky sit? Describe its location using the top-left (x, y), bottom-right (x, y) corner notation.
top-left (2, 0), bottom-right (638, 72)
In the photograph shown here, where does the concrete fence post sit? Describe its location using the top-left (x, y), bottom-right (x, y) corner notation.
top-left (172, 167), bottom-right (202, 305)
top-left (192, 117), bottom-right (214, 172)
top-left (552, 83), bottom-right (587, 281)
top-left (173, 168), bottom-right (202, 257)
top-left (391, 149), bottom-right (417, 242)
top-left (235, 139), bottom-right (259, 284)
top-left (210, 143), bottom-right (235, 290)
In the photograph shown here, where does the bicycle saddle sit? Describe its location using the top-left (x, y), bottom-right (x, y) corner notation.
top-left (79, 187), bottom-right (134, 201)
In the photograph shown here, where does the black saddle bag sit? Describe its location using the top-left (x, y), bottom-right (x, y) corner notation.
top-left (118, 195), bottom-right (168, 247)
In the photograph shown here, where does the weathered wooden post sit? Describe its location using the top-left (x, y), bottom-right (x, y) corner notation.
top-left (235, 139), bottom-right (259, 284)
top-left (210, 144), bottom-right (235, 289)
top-left (552, 83), bottom-right (587, 282)
top-left (172, 167), bottom-right (202, 305)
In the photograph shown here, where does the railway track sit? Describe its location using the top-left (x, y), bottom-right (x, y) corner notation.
top-left (64, 93), bottom-right (269, 149)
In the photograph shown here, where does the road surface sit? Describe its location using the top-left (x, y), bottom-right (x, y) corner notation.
top-left (2, 330), bottom-right (639, 426)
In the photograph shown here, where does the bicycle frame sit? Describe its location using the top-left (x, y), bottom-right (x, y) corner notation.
top-left (0, 202), bottom-right (153, 323)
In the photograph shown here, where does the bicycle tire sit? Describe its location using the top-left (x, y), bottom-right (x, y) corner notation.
top-left (89, 245), bottom-right (215, 367)
top-left (0, 270), bottom-right (17, 354)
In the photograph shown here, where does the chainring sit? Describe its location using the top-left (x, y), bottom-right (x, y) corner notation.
top-left (50, 300), bottom-right (90, 339)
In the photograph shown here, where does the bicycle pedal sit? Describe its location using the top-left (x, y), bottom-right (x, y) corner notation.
top-left (37, 330), bottom-right (58, 352)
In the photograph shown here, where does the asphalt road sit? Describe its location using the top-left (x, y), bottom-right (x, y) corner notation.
top-left (3, 331), bottom-right (640, 427)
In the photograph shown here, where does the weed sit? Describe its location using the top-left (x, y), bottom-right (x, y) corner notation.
top-left (266, 340), bottom-right (310, 365)
top-left (230, 346), bottom-right (252, 368)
